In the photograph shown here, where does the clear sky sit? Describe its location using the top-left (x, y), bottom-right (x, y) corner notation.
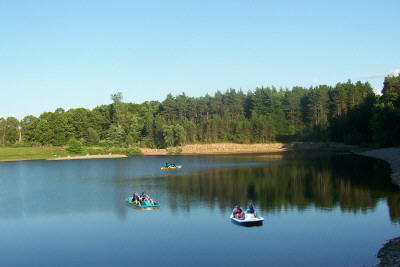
top-left (1, 0), bottom-right (399, 119)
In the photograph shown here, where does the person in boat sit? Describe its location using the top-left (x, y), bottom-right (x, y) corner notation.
top-left (165, 163), bottom-right (173, 168)
top-left (232, 205), bottom-right (244, 219)
top-left (140, 191), bottom-right (154, 205)
top-left (247, 203), bottom-right (257, 217)
top-left (172, 164), bottom-right (176, 167)
top-left (132, 192), bottom-right (141, 206)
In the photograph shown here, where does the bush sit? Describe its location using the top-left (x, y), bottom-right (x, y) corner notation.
top-left (126, 147), bottom-right (143, 157)
top-left (167, 148), bottom-right (175, 155)
top-left (166, 147), bottom-right (182, 155)
top-left (87, 128), bottom-right (99, 145)
top-left (67, 138), bottom-right (83, 153)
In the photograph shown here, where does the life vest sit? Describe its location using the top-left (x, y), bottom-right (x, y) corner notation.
top-left (233, 208), bottom-right (242, 215)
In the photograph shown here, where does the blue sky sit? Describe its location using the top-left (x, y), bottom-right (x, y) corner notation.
top-left (1, 0), bottom-right (399, 119)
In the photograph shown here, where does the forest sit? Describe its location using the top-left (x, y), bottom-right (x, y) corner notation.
top-left (1, 75), bottom-right (399, 148)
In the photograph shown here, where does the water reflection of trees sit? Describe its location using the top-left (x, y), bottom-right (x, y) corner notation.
top-left (1, 154), bottom-right (399, 223)
top-left (167, 154), bottom-right (400, 222)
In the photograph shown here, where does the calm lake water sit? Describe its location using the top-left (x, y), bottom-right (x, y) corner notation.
top-left (0, 152), bottom-right (399, 266)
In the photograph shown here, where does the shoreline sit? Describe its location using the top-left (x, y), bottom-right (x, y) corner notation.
top-left (48, 154), bottom-right (128, 161)
top-left (141, 142), bottom-right (353, 156)
top-left (0, 142), bottom-right (354, 162)
top-left (354, 147), bottom-right (400, 267)
top-left (355, 147), bottom-right (400, 187)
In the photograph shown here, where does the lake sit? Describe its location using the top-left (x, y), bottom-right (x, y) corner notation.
top-left (0, 152), bottom-right (399, 266)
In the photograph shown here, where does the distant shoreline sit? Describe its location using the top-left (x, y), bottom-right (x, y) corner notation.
top-left (0, 142), bottom-right (354, 163)
top-left (141, 142), bottom-right (353, 155)
top-left (48, 154), bottom-right (128, 161)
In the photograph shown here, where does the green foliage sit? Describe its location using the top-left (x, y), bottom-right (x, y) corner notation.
top-left (7, 77), bottom-right (400, 148)
top-left (125, 147), bottom-right (144, 157)
top-left (67, 138), bottom-right (83, 154)
top-left (87, 128), bottom-right (99, 145)
top-left (0, 118), bottom-right (6, 145)
top-left (166, 147), bottom-right (182, 155)
top-left (371, 102), bottom-right (400, 147)
top-left (167, 148), bottom-right (175, 155)
top-left (162, 125), bottom-right (174, 147)
top-left (382, 75), bottom-right (400, 104)
top-left (174, 124), bottom-right (186, 146)
top-left (4, 117), bottom-right (20, 144)
top-left (84, 146), bottom-right (143, 157)
top-left (106, 124), bottom-right (125, 145)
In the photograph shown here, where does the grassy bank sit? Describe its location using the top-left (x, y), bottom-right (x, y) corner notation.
top-left (0, 146), bottom-right (69, 161)
top-left (0, 146), bottom-right (143, 162)
top-left (0, 142), bottom-right (354, 162)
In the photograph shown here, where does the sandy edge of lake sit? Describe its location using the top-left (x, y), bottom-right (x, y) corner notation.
top-left (355, 147), bottom-right (400, 267)
top-left (49, 142), bottom-right (352, 160)
top-left (141, 142), bottom-right (353, 155)
top-left (0, 142), bottom-right (353, 162)
top-left (49, 154), bottom-right (128, 160)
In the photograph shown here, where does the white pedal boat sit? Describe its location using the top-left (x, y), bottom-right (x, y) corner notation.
top-left (230, 212), bottom-right (264, 226)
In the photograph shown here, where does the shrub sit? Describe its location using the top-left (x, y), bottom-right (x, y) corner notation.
top-left (67, 138), bottom-right (83, 153)
top-left (167, 148), bottom-right (175, 155)
top-left (126, 147), bottom-right (143, 157)
top-left (87, 128), bottom-right (99, 145)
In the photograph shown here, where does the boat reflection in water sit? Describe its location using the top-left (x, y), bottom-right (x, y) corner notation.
top-left (165, 152), bottom-right (400, 223)
top-left (0, 152), bottom-right (399, 266)
top-left (0, 152), bottom-right (398, 223)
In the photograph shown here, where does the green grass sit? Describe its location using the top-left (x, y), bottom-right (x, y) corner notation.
top-left (0, 146), bottom-right (143, 162)
top-left (0, 146), bottom-right (70, 161)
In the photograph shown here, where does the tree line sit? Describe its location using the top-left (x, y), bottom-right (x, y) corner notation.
top-left (1, 75), bottom-right (399, 148)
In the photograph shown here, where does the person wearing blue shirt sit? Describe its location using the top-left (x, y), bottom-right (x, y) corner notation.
top-left (132, 192), bottom-right (141, 205)
top-left (140, 191), bottom-right (154, 205)
top-left (247, 203), bottom-right (257, 217)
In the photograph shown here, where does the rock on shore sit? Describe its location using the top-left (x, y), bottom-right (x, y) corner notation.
top-left (377, 237), bottom-right (400, 267)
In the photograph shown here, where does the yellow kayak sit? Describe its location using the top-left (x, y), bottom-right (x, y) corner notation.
top-left (161, 165), bottom-right (182, 170)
